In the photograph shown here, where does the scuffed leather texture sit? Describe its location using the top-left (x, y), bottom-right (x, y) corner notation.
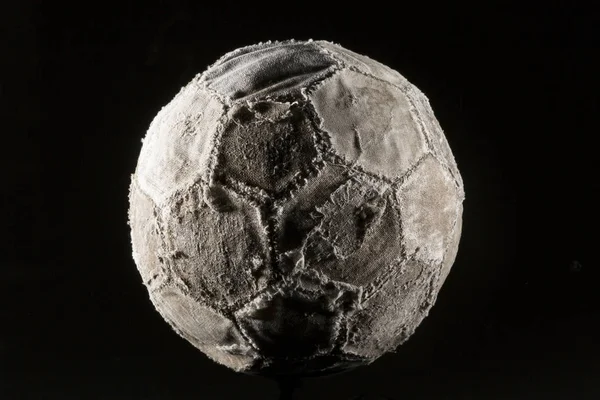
top-left (128, 39), bottom-right (464, 377)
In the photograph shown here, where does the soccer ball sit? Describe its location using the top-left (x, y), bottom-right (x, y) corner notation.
top-left (128, 40), bottom-right (464, 377)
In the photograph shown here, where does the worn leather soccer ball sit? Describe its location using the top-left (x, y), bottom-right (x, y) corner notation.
top-left (128, 40), bottom-right (464, 377)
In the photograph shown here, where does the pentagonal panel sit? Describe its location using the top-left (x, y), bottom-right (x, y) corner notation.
top-left (135, 85), bottom-right (224, 205)
top-left (395, 156), bottom-right (461, 265)
top-left (315, 41), bottom-right (409, 89)
top-left (301, 178), bottom-right (404, 286)
top-left (158, 182), bottom-right (271, 308)
top-left (235, 278), bottom-right (360, 363)
top-left (215, 102), bottom-right (319, 194)
top-left (342, 258), bottom-right (435, 359)
top-left (236, 290), bottom-right (340, 359)
top-left (201, 41), bottom-right (337, 101)
top-left (150, 285), bottom-right (257, 372)
top-left (310, 69), bottom-right (427, 180)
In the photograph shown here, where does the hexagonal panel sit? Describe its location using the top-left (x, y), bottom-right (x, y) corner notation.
top-left (300, 178), bottom-right (404, 287)
top-left (395, 156), bottom-right (461, 265)
top-left (150, 285), bottom-right (257, 372)
top-left (135, 85), bottom-right (224, 205)
top-left (439, 202), bottom-right (463, 287)
top-left (158, 182), bottom-right (272, 308)
top-left (201, 41), bottom-right (337, 101)
top-left (215, 101), bottom-right (320, 194)
top-left (128, 180), bottom-right (167, 289)
top-left (342, 258), bottom-right (436, 358)
top-left (409, 91), bottom-right (464, 192)
top-left (310, 69), bottom-right (427, 180)
top-left (273, 161), bottom-right (349, 270)
top-left (315, 41), bottom-right (409, 89)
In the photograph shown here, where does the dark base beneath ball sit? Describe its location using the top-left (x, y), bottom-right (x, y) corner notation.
top-left (244, 352), bottom-right (367, 378)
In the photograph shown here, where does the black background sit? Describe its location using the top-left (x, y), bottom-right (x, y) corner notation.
top-left (2, 2), bottom-right (597, 399)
